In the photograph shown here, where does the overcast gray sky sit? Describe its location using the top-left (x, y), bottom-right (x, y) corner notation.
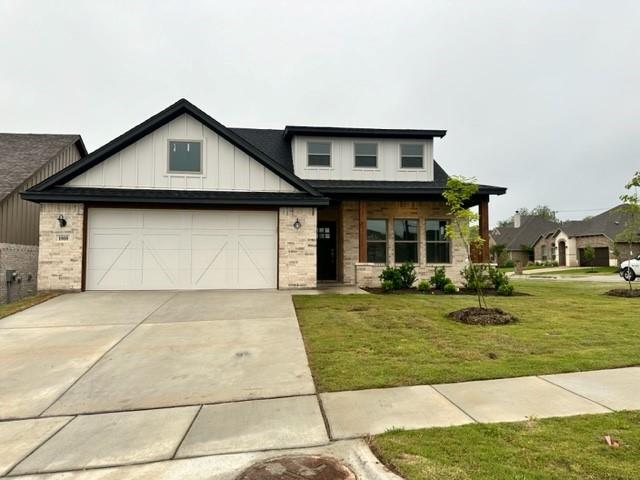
top-left (1, 0), bottom-right (638, 225)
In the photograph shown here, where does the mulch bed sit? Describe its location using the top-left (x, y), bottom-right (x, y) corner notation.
top-left (606, 289), bottom-right (640, 298)
top-left (448, 307), bottom-right (518, 325)
top-left (364, 287), bottom-right (529, 296)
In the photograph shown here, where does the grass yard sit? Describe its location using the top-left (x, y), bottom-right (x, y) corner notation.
top-left (549, 266), bottom-right (619, 276)
top-left (0, 292), bottom-right (58, 320)
top-left (371, 411), bottom-right (640, 480)
top-left (293, 281), bottom-right (639, 392)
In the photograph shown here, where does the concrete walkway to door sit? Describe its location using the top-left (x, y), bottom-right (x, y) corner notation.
top-left (0, 290), bottom-right (331, 477)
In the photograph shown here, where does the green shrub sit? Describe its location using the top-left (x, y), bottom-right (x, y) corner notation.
top-left (397, 263), bottom-right (417, 289)
top-left (461, 264), bottom-right (491, 290)
top-left (502, 259), bottom-right (514, 268)
top-left (443, 282), bottom-right (458, 294)
top-left (417, 279), bottom-right (430, 292)
top-left (497, 283), bottom-right (514, 296)
top-left (379, 263), bottom-right (416, 290)
top-left (381, 280), bottom-right (395, 293)
top-left (379, 266), bottom-right (402, 290)
top-left (429, 266), bottom-right (451, 290)
top-left (488, 267), bottom-right (510, 289)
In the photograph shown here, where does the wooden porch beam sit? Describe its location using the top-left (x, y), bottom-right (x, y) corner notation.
top-left (479, 197), bottom-right (490, 263)
top-left (358, 201), bottom-right (367, 262)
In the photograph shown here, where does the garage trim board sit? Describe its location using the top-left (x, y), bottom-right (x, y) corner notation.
top-left (85, 208), bottom-right (278, 290)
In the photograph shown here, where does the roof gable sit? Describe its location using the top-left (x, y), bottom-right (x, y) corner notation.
top-left (31, 99), bottom-right (321, 197)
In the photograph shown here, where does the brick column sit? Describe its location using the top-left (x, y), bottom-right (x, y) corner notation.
top-left (358, 201), bottom-right (367, 262)
top-left (479, 197), bottom-right (490, 263)
top-left (38, 203), bottom-right (84, 292)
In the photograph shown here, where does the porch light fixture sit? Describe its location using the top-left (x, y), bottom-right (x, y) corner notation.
top-left (293, 218), bottom-right (302, 230)
top-left (57, 215), bottom-right (67, 227)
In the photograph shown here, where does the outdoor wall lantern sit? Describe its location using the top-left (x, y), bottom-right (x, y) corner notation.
top-left (57, 215), bottom-right (67, 228)
top-left (293, 218), bottom-right (302, 230)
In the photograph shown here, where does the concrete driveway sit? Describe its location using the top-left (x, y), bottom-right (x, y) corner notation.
top-left (0, 290), bottom-right (328, 476)
top-left (0, 290), bottom-right (316, 419)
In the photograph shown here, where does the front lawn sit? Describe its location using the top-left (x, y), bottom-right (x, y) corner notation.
top-left (550, 266), bottom-right (619, 276)
top-left (0, 293), bottom-right (58, 320)
top-left (293, 281), bottom-right (639, 392)
top-left (371, 411), bottom-right (640, 480)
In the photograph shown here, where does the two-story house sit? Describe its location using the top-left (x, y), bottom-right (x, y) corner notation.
top-left (22, 99), bottom-right (506, 291)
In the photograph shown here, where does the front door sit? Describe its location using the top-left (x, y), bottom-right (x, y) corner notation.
top-left (317, 221), bottom-right (337, 281)
top-left (558, 241), bottom-right (566, 266)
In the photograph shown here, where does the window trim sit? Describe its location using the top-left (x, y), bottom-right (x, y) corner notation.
top-left (393, 218), bottom-right (419, 264)
top-left (425, 218), bottom-right (452, 264)
top-left (366, 218), bottom-right (387, 264)
top-left (306, 141), bottom-right (332, 168)
top-left (167, 139), bottom-right (204, 175)
top-left (354, 142), bottom-right (379, 169)
top-left (399, 143), bottom-right (425, 170)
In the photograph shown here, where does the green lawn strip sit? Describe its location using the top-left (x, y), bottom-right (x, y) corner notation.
top-left (551, 267), bottom-right (619, 276)
top-left (0, 292), bottom-right (59, 320)
top-left (371, 411), bottom-right (640, 480)
top-left (293, 281), bottom-right (639, 392)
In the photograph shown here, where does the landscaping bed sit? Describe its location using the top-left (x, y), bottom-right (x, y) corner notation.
top-left (606, 288), bottom-right (640, 298)
top-left (363, 287), bottom-right (529, 296)
top-left (294, 280), bottom-right (640, 392)
top-left (371, 411), bottom-right (640, 480)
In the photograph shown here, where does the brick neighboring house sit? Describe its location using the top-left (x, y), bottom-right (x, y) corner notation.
top-left (533, 205), bottom-right (640, 267)
top-left (489, 212), bottom-right (559, 266)
top-left (21, 99), bottom-right (506, 292)
top-left (0, 134), bottom-right (86, 302)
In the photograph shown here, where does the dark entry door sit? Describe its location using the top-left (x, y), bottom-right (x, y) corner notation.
top-left (558, 241), bottom-right (566, 266)
top-left (317, 221), bottom-right (337, 281)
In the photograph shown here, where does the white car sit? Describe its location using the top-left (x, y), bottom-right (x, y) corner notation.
top-left (620, 254), bottom-right (640, 281)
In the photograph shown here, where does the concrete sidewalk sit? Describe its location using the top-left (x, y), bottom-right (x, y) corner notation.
top-left (319, 366), bottom-right (640, 439)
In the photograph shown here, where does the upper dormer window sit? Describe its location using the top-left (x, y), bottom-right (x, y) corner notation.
top-left (307, 141), bottom-right (331, 167)
top-left (400, 144), bottom-right (424, 169)
top-left (168, 141), bottom-right (202, 174)
top-left (354, 142), bottom-right (378, 168)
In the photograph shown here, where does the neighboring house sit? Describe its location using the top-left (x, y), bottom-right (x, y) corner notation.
top-left (22, 99), bottom-right (506, 292)
top-left (533, 205), bottom-right (640, 267)
top-left (0, 134), bottom-right (86, 302)
top-left (489, 212), bottom-right (559, 265)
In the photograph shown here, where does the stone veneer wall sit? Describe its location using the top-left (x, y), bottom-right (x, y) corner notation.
top-left (0, 243), bottom-right (38, 303)
top-left (278, 207), bottom-right (317, 289)
top-left (340, 200), bottom-right (467, 287)
top-left (38, 203), bottom-right (84, 292)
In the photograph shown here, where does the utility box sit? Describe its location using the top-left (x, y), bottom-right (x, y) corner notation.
top-left (5, 270), bottom-right (16, 283)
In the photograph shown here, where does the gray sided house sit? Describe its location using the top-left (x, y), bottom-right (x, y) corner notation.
top-left (533, 205), bottom-right (640, 267)
top-left (489, 213), bottom-right (559, 265)
top-left (22, 99), bottom-right (505, 292)
top-left (0, 134), bottom-right (86, 302)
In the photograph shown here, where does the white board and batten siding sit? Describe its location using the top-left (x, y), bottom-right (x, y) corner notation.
top-left (66, 114), bottom-right (298, 193)
top-left (291, 136), bottom-right (434, 182)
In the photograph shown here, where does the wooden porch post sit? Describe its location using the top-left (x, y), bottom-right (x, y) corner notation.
top-left (479, 197), bottom-right (490, 263)
top-left (358, 201), bottom-right (367, 262)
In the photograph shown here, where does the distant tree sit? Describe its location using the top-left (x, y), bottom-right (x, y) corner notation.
top-left (443, 176), bottom-right (486, 308)
top-left (496, 205), bottom-right (557, 227)
top-left (616, 171), bottom-right (640, 290)
top-left (582, 245), bottom-right (596, 272)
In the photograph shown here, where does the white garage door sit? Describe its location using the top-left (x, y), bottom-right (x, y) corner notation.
top-left (86, 208), bottom-right (278, 290)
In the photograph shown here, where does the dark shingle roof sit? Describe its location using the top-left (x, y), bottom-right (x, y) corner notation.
top-left (230, 128), bottom-right (293, 172)
top-left (492, 216), bottom-right (560, 250)
top-left (0, 133), bottom-right (84, 202)
top-left (562, 205), bottom-right (639, 240)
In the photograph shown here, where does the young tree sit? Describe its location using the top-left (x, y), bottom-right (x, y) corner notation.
top-left (616, 171), bottom-right (640, 290)
top-left (443, 176), bottom-right (486, 308)
top-left (490, 244), bottom-right (506, 265)
top-left (582, 245), bottom-right (596, 272)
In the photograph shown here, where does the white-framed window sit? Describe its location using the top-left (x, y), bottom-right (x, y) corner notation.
top-left (354, 142), bottom-right (378, 168)
top-left (168, 140), bottom-right (202, 174)
top-left (400, 144), bottom-right (424, 169)
top-left (307, 141), bottom-right (331, 167)
top-left (426, 219), bottom-right (451, 263)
